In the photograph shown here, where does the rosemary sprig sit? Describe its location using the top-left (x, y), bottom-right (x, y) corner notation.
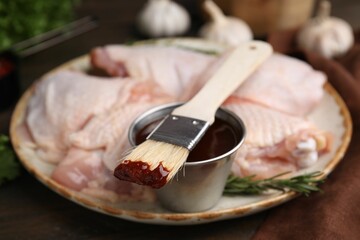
top-left (224, 171), bottom-right (325, 196)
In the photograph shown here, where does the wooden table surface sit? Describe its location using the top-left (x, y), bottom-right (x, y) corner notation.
top-left (1, 1), bottom-right (359, 239)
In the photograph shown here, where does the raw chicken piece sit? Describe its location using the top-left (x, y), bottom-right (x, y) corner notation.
top-left (52, 148), bottom-right (104, 191)
top-left (52, 148), bottom-right (154, 202)
top-left (231, 54), bottom-right (326, 116)
top-left (225, 102), bottom-right (332, 179)
top-left (90, 45), bottom-right (216, 98)
top-left (69, 86), bottom-right (173, 171)
top-left (26, 69), bottom-right (173, 201)
top-left (27, 70), bottom-right (172, 164)
top-left (186, 53), bottom-right (326, 116)
top-left (27, 71), bottom-right (128, 163)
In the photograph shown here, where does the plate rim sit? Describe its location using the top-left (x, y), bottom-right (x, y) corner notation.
top-left (10, 38), bottom-right (353, 225)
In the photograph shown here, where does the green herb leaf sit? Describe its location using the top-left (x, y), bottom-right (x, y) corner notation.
top-left (0, 0), bottom-right (79, 50)
top-left (0, 135), bottom-right (20, 186)
top-left (224, 171), bottom-right (325, 196)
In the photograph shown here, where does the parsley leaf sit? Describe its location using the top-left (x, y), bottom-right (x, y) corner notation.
top-left (0, 0), bottom-right (78, 51)
top-left (0, 135), bottom-right (20, 185)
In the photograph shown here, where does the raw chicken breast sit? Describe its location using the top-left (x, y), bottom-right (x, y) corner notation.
top-left (90, 45), bottom-right (216, 98)
top-left (225, 102), bottom-right (332, 179)
top-left (186, 52), bottom-right (326, 116)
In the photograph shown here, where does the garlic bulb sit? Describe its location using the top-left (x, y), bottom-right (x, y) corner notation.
top-left (297, 0), bottom-right (354, 58)
top-left (136, 0), bottom-right (190, 38)
top-left (199, 0), bottom-right (253, 47)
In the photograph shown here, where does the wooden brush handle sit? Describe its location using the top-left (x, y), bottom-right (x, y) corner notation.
top-left (172, 41), bottom-right (273, 123)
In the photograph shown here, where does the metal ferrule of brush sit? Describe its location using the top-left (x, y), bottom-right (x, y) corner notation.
top-left (147, 115), bottom-right (210, 151)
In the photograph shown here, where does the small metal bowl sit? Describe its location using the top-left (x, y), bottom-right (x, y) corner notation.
top-left (128, 103), bottom-right (246, 212)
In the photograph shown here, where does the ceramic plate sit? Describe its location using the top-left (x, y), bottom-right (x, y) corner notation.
top-left (10, 38), bottom-right (352, 225)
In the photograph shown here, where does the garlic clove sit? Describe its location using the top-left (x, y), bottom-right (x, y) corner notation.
top-left (297, 0), bottom-right (354, 58)
top-left (292, 138), bottom-right (319, 168)
top-left (297, 151), bottom-right (318, 168)
top-left (136, 0), bottom-right (190, 38)
top-left (199, 0), bottom-right (253, 47)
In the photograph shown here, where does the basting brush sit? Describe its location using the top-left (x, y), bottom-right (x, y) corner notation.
top-left (114, 41), bottom-right (273, 188)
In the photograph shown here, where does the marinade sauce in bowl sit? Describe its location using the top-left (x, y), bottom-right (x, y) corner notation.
top-left (135, 117), bottom-right (240, 163)
top-left (126, 103), bottom-right (246, 212)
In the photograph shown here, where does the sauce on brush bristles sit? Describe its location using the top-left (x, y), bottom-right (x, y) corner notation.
top-left (114, 140), bottom-right (189, 188)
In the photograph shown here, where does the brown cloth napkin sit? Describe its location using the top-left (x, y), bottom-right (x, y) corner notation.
top-left (252, 31), bottom-right (360, 240)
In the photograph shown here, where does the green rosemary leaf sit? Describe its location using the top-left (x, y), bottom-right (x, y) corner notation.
top-left (224, 171), bottom-right (325, 196)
